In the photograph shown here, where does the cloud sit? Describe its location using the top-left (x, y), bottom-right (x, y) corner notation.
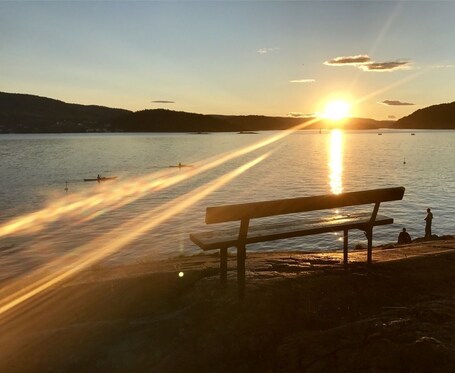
top-left (325, 54), bottom-right (411, 72)
top-left (287, 112), bottom-right (316, 118)
top-left (432, 64), bottom-right (454, 69)
top-left (380, 100), bottom-right (415, 106)
top-left (257, 47), bottom-right (278, 54)
top-left (360, 60), bottom-right (410, 71)
top-left (151, 100), bottom-right (175, 104)
top-left (289, 79), bottom-right (315, 83)
top-left (324, 54), bottom-right (371, 66)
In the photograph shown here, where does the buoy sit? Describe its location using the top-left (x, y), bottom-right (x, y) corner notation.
top-left (64, 181), bottom-right (69, 192)
top-left (403, 158), bottom-right (406, 165)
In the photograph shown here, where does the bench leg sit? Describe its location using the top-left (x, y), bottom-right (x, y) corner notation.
top-left (366, 228), bottom-right (373, 265)
top-left (343, 229), bottom-right (348, 268)
top-left (220, 248), bottom-right (227, 283)
top-left (237, 245), bottom-right (246, 299)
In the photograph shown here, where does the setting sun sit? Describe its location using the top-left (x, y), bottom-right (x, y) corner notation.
top-left (323, 100), bottom-right (351, 121)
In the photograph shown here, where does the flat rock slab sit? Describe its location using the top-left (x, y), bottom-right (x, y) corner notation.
top-left (1, 239), bottom-right (455, 372)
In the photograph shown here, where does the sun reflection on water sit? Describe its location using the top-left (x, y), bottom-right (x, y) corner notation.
top-left (328, 129), bottom-right (344, 194)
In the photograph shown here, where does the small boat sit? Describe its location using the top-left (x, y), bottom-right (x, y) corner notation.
top-left (84, 176), bottom-right (117, 182)
top-left (378, 133), bottom-right (382, 135)
top-left (411, 133), bottom-right (415, 135)
top-left (169, 163), bottom-right (193, 168)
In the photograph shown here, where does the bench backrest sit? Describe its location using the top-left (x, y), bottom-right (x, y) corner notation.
top-left (205, 187), bottom-right (405, 224)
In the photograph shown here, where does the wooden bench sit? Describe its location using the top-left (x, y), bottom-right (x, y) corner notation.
top-left (190, 187), bottom-right (405, 297)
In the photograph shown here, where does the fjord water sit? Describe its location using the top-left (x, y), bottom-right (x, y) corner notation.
top-left (0, 130), bottom-right (454, 278)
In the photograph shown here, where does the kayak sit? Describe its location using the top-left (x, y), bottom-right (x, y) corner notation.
top-left (84, 177), bottom-right (118, 182)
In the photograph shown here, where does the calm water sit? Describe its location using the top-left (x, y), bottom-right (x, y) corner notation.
top-left (0, 130), bottom-right (454, 279)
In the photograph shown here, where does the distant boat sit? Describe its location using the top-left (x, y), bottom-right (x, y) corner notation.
top-left (411, 133), bottom-right (415, 135)
top-left (238, 131), bottom-right (258, 134)
top-left (169, 163), bottom-right (193, 168)
top-left (378, 133), bottom-right (382, 135)
top-left (84, 176), bottom-right (117, 182)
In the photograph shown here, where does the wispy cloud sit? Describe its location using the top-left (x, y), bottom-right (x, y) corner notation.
top-left (325, 54), bottom-right (411, 72)
top-left (289, 79), bottom-right (315, 83)
top-left (432, 63), bottom-right (454, 69)
top-left (287, 112), bottom-right (316, 118)
top-left (151, 100), bottom-right (175, 104)
top-left (360, 61), bottom-right (410, 72)
top-left (324, 54), bottom-right (371, 66)
top-left (257, 47), bottom-right (278, 54)
top-left (380, 100), bottom-right (415, 106)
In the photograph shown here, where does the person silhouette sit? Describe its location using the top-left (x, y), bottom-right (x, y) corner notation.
top-left (424, 208), bottom-right (433, 239)
top-left (397, 227), bottom-right (412, 244)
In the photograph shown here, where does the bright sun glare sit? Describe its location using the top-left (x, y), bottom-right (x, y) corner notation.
top-left (323, 100), bottom-right (351, 121)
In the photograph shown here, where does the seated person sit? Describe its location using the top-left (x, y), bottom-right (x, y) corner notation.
top-left (397, 227), bottom-right (412, 244)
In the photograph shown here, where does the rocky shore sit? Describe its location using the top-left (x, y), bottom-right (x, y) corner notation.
top-left (1, 239), bottom-right (455, 372)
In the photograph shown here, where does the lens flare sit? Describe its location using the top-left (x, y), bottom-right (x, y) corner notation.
top-left (0, 153), bottom-right (270, 317)
top-left (0, 117), bottom-right (322, 317)
top-left (0, 118), bottom-right (318, 240)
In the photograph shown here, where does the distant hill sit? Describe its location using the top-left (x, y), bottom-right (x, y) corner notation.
top-left (113, 111), bottom-right (390, 132)
top-left (0, 91), bottom-right (392, 133)
top-left (395, 101), bottom-right (455, 129)
top-left (112, 109), bottom-right (238, 132)
top-left (0, 92), bottom-right (131, 133)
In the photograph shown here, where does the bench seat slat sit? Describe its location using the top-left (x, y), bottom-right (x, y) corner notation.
top-left (190, 213), bottom-right (393, 251)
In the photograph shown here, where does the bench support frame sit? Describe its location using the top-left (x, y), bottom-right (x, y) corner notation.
top-left (236, 218), bottom-right (250, 298)
top-left (190, 187), bottom-right (405, 298)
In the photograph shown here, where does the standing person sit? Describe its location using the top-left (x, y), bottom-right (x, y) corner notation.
top-left (424, 208), bottom-right (433, 239)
